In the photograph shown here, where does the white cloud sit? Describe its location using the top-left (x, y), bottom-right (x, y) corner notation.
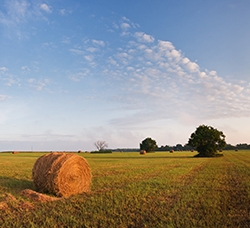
top-left (62, 36), bottom-right (71, 44)
top-left (0, 95), bottom-right (7, 101)
top-left (21, 66), bottom-right (29, 70)
top-left (69, 49), bottom-right (85, 55)
top-left (120, 31), bottom-right (130, 37)
top-left (137, 45), bottom-right (147, 50)
top-left (4, 76), bottom-right (19, 86)
top-left (184, 61), bottom-right (199, 72)
top-left (134, 32), bottom-right (155, 43)
top-left (127, 67), bottom-right (134, 71)
top-left (232, 85), bottom-right (244, 93)
top-left (28, 78), bottom-right (35, 83)
top-left (68, 69), bottom-right (90, 82)
top-left (40, 4), bottom-right (52, 13)
top-left (86, 47), bottom-right (99, 53)
top-left (122, 16), bottom-right (130, 22)
top-left (112, 22), bottom-right (119, 29)
top-left (116, 52), bottom-right (130, 59)
top-left (0, 67), bottom-right (8, 72)
top-left (92, 39), bottom-right (105, 46)
top-left (107, 57), bottom-right (118, 66)
top-left (158, 40), bottom-right (175, 51)
top-left (84, 55), bottom-right (94, 61)
top-left (28, 78), bottom-right (51, 91)
top-left (1, 0), bottom-right (30, 24)
top-left (209, 70), bottom-right (217, 76)
top-left (121, 22), bottom-right (130, 30)
top-left (59, 9), bottom-right (66, 15)
top-left (0, 1), bottom-right (53, 38)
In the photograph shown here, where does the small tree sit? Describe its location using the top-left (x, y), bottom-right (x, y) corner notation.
top-left (94, 140), bottom-right (108, 151)
top-left (188, 125), bottom-right (226, 157)
top-left (140, 137), bottom-right (158, 153)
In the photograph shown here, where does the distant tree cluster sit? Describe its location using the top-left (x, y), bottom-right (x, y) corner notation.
top-left (224, 143), bottom-right (250, 150)
top-left (141, 125), bottom-right (227, 157)
top-left (156, 144), bottom-right (194, 152)
top-left (112, 148), bottom-right (140, 152)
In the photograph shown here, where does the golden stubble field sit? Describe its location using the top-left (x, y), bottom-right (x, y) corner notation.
top-left (0, 151), bottom-right (250, 227)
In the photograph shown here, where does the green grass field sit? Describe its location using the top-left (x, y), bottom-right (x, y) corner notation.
top-left (0, 151), bottom-right (250, 227)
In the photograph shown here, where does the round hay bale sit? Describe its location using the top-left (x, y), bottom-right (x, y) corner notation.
top-left (170, 150), bottom-right (174, 153)
top-left (78, 150), bottom-right (82, 153)
top-left (32, 153), bottom-right (92, 197)
top-left (140, 150), bottom-right (146, 155)
top-left (12, 151), bottom-right (18, 154)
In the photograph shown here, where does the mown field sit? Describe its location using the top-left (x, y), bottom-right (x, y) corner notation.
top-left (0, 151), bottom-right (250, 227)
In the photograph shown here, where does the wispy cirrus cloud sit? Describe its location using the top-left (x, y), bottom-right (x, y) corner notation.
top-left (0, 94), bottom-right (9, 101)
top-left (68, 69), bottom-right (90, 82)
top-left (0, 67), bottom-right (20, 86)
top-left (27, 78), bottom-right (51, 91)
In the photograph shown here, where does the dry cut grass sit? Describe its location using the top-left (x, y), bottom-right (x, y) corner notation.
top-left (0, 151), bottom-right (250, 227)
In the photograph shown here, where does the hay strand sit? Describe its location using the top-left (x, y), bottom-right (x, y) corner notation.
top-left (32, 153), bottom-right (92, 197)
top-left (21, 189), bottom-right (60, 202)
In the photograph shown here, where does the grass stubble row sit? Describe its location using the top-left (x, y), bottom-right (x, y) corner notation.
top-left (0, 151), bottom-right (250, 227)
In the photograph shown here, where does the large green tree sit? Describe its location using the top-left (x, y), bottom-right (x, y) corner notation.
top-left (188, 125), bottom-right (226, 157)
top-left (140, 137), bottom-right (158, 152)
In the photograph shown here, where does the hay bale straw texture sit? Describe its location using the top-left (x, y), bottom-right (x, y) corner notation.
top-left (32, 153), bottom-right (92, 197)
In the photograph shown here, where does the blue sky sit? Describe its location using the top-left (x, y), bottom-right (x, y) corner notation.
top-left (0, 0), bottom-right (250, 151)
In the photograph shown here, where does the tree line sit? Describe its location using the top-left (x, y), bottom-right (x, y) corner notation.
top-left (156, 143), bottom-right (250, 151)
top-left (96, 125), bottom-right (250, 157)
top-left (139, 125), bottom-right (248, 157)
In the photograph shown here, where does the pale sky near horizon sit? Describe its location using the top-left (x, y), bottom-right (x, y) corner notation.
top-left (0, 0), bottom-right (250, 151)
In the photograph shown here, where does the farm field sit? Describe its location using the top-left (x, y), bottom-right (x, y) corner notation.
top-left (0, 151), bottom-right (250, 227)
